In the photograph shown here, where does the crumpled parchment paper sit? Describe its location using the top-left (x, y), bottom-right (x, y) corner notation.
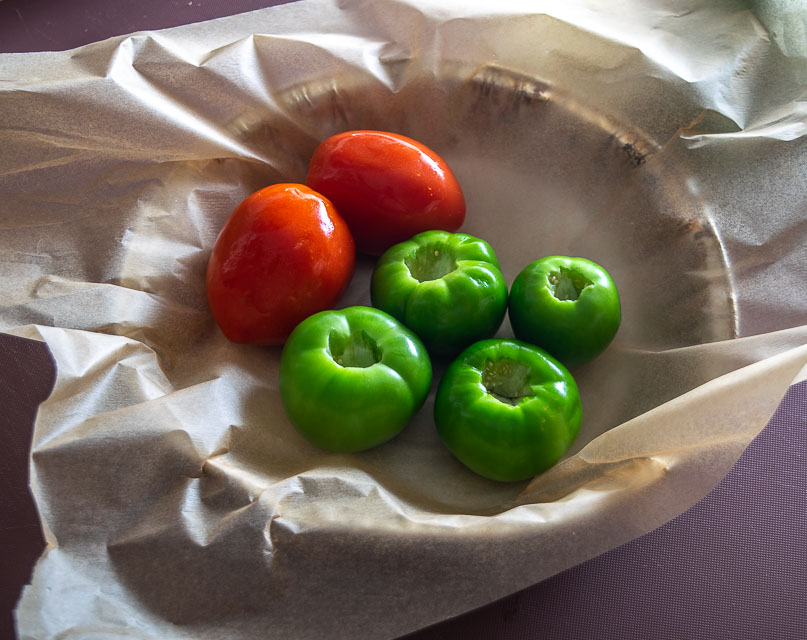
top-left (2, 0), bottom-right (806, 638)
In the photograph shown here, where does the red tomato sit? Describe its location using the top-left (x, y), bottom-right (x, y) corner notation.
top-left (305, 130), bottom-right (466, 255)
top-left (206, 183), bottom-right (355, 345)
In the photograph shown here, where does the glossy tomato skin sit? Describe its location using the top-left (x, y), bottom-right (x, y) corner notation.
top-left (206, 183), bottom-right (355, 345)
top-left (305, 130), bottom-right (466, 255)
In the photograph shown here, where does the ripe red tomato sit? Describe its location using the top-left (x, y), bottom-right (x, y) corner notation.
top-left (305, 130), bottom-right (466, 255)
top-left (206, 183), bottom-right (355, 345)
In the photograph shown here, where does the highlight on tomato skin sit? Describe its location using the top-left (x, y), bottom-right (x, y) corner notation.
top-left (206, 183), bottom-right (356, 346)
top-left (306, 130), bottom-right (466, 256)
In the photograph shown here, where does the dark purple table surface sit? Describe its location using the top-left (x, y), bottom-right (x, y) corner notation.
top-left (2, 2), bottom-right (806, 639)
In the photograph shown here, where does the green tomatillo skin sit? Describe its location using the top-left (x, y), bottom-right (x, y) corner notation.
top-left (279, 306), bottom-right (432, 453)
top-left (370, 230), bottom-right (508, 357)
top-left (508, 256), bottom-right (621, 368)
top-left (434, 338), bottom-right (582, 482)
top-left (434, 339), bottom-right (582, 482)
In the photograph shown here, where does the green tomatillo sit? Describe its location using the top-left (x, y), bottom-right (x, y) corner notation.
top-left (434, 338), bottom-right (582, 482)
top-left (279, 306), bottom-right (432, 452)
top-left (508, 256), bottom-right (621, 368)
top-left (434, 339), bottom-right (582, 482)
top-left (370, 230), bottom-right (508, 357)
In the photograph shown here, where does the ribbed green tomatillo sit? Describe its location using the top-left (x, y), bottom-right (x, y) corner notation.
top-left (279, 306), bottom-right (432, 452)
top-left (434, 338), bottom-right (582, 482)
top-left (508, 256), bottom-right (621, 368)
top-left (370, 230), bottom-right (508, 356)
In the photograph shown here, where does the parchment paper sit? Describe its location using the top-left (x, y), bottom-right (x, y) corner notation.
top-left (2, 1), bottom-right (806, 638)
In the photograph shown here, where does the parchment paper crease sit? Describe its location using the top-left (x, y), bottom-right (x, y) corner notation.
top-left (1, 1), bottom-right (806, 638)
